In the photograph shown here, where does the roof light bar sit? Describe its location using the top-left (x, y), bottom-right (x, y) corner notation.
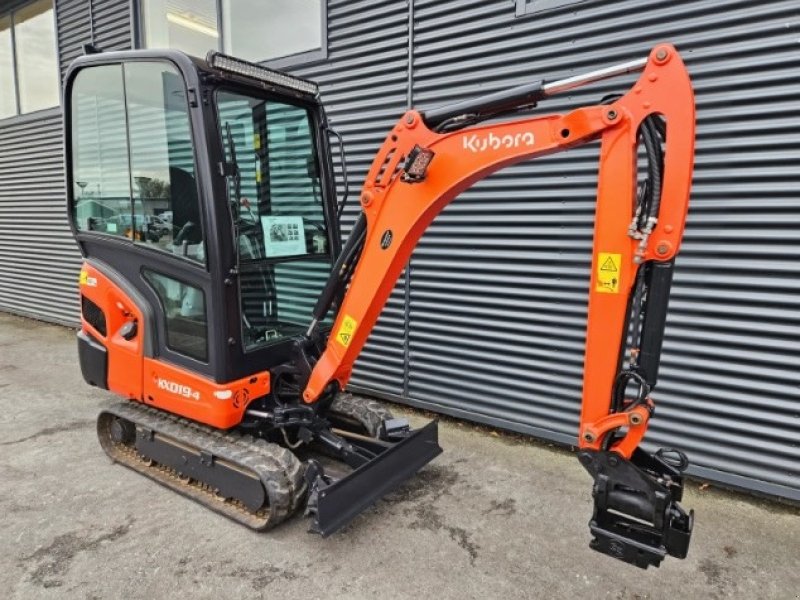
top-left (207, 52), bottom-right (319, 96)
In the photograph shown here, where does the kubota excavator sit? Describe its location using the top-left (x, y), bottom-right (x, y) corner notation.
top-left (66, 43), bottom-right (695, 569)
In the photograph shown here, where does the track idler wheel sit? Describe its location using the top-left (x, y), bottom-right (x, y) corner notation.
top-left (109, 416), bottom-right (135, 445)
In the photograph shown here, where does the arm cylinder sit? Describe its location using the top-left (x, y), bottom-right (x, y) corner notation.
top-left (637, 260), bottom-right (675, 387)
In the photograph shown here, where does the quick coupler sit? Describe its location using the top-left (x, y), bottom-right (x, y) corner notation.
top-left (577, 447), bottom-right (694, 569)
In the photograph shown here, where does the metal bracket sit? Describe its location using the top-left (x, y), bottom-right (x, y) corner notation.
top-left (379, 418), bottom-right (411, 441)
top-left (578, 448), bottom-right (693, 568)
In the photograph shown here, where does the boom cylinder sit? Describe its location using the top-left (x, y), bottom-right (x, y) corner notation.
top-left (422, 55), bottom-right (649, 129)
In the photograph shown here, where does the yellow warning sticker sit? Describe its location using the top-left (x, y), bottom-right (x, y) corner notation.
top-left (79, 269), bottom-right (97, 287)
top-left (596, 252), bottom-right (621, 294)
top-left (336, 315), bottom-right (358, 347)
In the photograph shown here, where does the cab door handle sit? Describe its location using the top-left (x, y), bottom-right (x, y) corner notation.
top-left (119, 320), bottom-right (138, 341)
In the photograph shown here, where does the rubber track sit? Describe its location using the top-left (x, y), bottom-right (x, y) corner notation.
top-left (98, 401), bottom-right (306, 531)
top-left (329, 394), bottom-right (393, 437)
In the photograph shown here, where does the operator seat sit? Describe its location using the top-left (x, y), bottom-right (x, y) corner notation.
top-left (169, 166), bottom-right (202, 245)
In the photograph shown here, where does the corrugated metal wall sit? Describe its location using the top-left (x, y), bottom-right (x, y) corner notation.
top-left (0, 0), bottom-right (796, 501)
top-left (0, 112), bottom-right (77, 323)
top-left (0, 0), bottom-right (132, 324)
top-left (57, 0), bottom-right (91, 78)
top-left (57, 0), bottom-right (133, 75)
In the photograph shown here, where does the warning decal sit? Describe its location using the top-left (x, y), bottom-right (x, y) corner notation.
top-left (600, 256), bottom-right (618, 272)
top-left (336, 315), bottom-right (358, 347)
top-left (596, 252), bottom-right (621, 294)
top-left (79, 270), bottom-right (97, 287)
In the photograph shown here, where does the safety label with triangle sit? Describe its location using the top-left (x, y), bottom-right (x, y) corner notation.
top-left (336, 314), bottom-right (358, 347)
top-left (600, 256), bottom-right (618, 272)
top-left (596, 252), bottom-right (622, 294)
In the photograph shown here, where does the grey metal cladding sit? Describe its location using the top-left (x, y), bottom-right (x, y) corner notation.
top-left (0, 112), bottom-right (79, 325)
top-left (57, 0), bottom-right (92, 79)
top-left (57, 0), bottom-right (131, 78)
top-left (89, 0), bottom-right (132, 52)
top-left (0, 0), bottom-right (133, 327)
top-left (286, 0), bottom-right (412, 395)
top-left (407, 0), bottom-right (800, 500)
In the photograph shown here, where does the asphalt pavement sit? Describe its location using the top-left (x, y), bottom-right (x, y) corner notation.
top-left (0, 312), bottom-right (797, 600)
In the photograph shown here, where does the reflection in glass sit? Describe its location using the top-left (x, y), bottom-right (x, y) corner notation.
top-left (125, 62), bottom-right (203, 261)
top-left (144, 270), bottom-right (208, 361)
top-left (14, 0), bottom-right (58, 114)
top-left (222, 0), bottom-right (321, 62)
top-left (217, 90), bottom-right (327, 262)
top-left (0, 16), bottom-right (15, 118)
top-left (71, 65), bottom-right (130, 236)
top-left (143, 0), bottom-right (219, 57)
top-left (70, 61), bottom-right (205, 263)
top-left (216, 89), bottom-right (332, 349)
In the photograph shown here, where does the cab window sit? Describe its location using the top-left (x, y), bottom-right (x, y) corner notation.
top-left (70, 61), bottom-right (205, 264)
top-left (143, 270), bottom-right (207, 361)
top-left (216, 90), bottom-right (333, 350)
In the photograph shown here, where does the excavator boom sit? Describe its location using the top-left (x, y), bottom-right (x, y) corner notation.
top-left (300, 44), bottom-right (696, 567)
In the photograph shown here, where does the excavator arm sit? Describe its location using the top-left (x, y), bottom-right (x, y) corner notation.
top-left (302, 44), bottom-right (695, 568)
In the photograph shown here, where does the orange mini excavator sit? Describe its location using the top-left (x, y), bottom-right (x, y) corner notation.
top-left (66, 43), bottom-right (695, 568)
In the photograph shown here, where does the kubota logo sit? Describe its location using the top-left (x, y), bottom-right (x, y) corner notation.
top-left (463, 131), bottom-right (535, 153)
top-left (156, 378), bottom-right (200, 400)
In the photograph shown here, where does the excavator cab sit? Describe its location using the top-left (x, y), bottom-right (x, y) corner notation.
top-left (67, 50), bottom-right (341, 385)
top-left (65, 49), bottom-right (442, 534)
top-left (67, 45), bottom-right (695, 568)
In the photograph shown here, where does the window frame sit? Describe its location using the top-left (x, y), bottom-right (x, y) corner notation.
top-left (68, 57), bottom-right (209, 270)
top-left (211, 83), bottom-right (336, 352)
top-left (0, 0), bottom-right (60, 123)
top-left (515, 0), bottom-right (587, 17)
top-left (133, 0), bottom-right (328, 68)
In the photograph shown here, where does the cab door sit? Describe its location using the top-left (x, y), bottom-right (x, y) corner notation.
top-left (68, 59), bottom-right (216, 400)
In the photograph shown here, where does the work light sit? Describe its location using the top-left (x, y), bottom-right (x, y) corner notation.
top-left (207, 52), bottom-right (319, 96)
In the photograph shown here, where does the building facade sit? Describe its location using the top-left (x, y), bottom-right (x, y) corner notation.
top-left (0, 0), bottom-right (797, 501)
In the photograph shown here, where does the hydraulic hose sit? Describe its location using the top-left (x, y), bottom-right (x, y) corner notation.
top-left (637, 116), bottom-right (664, 227)
top-left (307, 213), bottom-right (368, 336)
top-left (604, 113), bottom-right (667, 448)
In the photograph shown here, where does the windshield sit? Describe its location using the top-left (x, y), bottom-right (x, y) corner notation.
top-left (216, 90), bottom-right (333, 350)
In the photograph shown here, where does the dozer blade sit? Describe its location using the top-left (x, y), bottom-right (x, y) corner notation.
top-left (97, 401), bottom-right (306, 531)
top-left (306, 419), bottom-right (442, 537)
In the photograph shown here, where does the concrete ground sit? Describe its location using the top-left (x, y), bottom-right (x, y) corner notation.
top-left (0, 312), bottom-right (798, 600)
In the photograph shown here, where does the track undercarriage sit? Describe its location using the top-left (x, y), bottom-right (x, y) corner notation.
top-left (97, 396), bottom-right (442, 534)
